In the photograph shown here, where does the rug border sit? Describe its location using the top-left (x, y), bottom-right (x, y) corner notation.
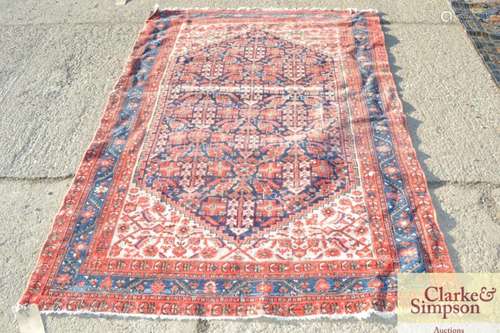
top-left (363, 14), bottom-right (454, 273)
top-left (16, 11), bottom-right (162, 310)
top-left (16, 7), bottom-right (453, 321)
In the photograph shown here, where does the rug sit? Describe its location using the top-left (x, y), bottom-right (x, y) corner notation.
top-left (451, 0), bottom-right (500, 86)
top-left (19, 9), bottom-right (453, 319)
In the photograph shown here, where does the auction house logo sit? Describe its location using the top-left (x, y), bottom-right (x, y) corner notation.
top-left (410, 285), bottom-right (496, 319)
top-left (398, 273), bottom-right (499, 333)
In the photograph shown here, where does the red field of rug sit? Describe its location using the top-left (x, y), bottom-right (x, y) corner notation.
top-left (19, 9), bottom-right (453, 319)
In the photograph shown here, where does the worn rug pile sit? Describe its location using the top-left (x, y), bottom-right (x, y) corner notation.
top-left (19, 9), bottom-right (453, 319)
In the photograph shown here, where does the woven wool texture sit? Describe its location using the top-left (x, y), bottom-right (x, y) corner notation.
top-left (19, 9), bottom-right (453, 319)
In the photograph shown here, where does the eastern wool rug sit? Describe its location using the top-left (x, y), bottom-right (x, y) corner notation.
top-left (19, 9), bottom-right (453, 319)
top-left (451, 0), bottom-right (500, 86)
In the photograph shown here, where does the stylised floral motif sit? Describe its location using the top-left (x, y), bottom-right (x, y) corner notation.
top-left (110, 185), bottom-right (373, 260)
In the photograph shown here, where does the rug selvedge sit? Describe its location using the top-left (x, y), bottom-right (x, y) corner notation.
top-left (19, 9), bottom-right (453, 319)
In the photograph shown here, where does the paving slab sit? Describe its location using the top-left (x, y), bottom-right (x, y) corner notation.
top-left (429, 183), bottom-right (500, 272)
top-left (0, 24), bottom-right (141, 178)
top-left (384, 23), bottom-right (500, 184)
top-left (0, 180), bottom-right (498, 332)
top-left (1, 0), bottom-right (453, 26)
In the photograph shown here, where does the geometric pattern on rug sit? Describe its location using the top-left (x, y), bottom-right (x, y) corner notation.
top-left (19, 9), bottom-right (454, 319)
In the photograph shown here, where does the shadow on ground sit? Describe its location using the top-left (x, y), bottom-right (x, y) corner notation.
top-left (381, 18), bottom-right (463, 272)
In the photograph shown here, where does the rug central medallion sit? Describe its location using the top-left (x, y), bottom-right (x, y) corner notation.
top-left (135, 28), bottom-right (350, 240)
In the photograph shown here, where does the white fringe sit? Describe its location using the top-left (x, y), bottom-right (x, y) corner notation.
top-left (34, 308), bottom-right (395, 321)
top-left (150, 5), bottom-right (379, 14)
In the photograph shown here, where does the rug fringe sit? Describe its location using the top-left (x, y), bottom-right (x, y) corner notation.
top-left (13, 304), bottom-right (45, 333)
top-left (150, 6), bottom-right (379, 14)
top-left (35, 308), bottom-right (395, 321)
top-left (149, 4), bottom-right (160, 19)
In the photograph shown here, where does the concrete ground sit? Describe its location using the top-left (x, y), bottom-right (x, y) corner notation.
top-left (0, 0), bottom-right (499, 332)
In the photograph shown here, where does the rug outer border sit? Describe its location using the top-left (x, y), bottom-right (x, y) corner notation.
top-left (16, 7), bottom-right (454, 321)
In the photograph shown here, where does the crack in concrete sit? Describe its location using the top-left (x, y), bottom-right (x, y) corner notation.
top-left (479, 186), bottom-right (500, 225)
top-left (428, 180), bottom-right (500, 228)
top-left (0, 176), bottom-right (498, 189)
top-left (428, 180), bottom-right (500, 188)
top-left (0, 176), bottom-right (497, 185)
top-left (381, 20), bottom-right (460, 26)
top-left (0, 20), bottom-right (460, 28)
top-left (0, 175), bottom-right (74, 183)
top-left (0, 21), bottom-right (145, 28)
top-left (196, 319), bottom-right (209, 333)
